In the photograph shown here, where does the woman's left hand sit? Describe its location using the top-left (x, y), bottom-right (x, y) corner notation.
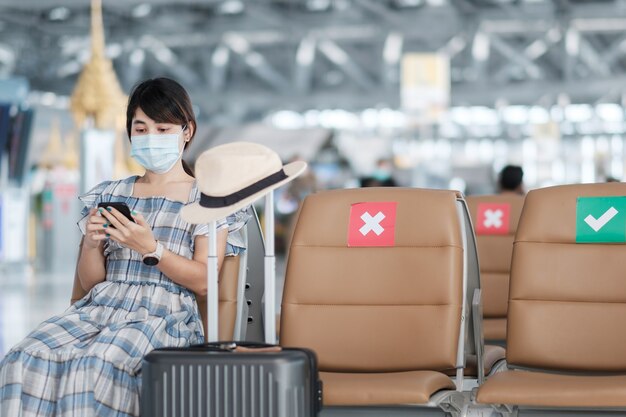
top-left (100, 207), bottom-right (158, 255)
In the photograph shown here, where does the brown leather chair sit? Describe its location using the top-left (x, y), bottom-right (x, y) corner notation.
top-left (466, 194), bottom-right (524, 344)
top-left (477, 183), bottom-right (626, 411)
top-left (280, 188), bottom-right (466, 410)
top-left (71, 248), bottom-right (241, 340)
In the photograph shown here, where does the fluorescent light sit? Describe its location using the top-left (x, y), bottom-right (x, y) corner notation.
top-left (130, 49), bottom-right (145, 66)
top-left (306, 0), bottom-right (331, 11)
top-left (212, 45), bottom-right (229, 67)
top-left (217, 1), bottom-right (245, 15)
top-left (296, 38), bottom-right (316, 66)
top-left (472, 32), bottom-right (490, 62)
top-left (49, 7), bottom-right (70, 21)
top-left (596, 103), bottom-right (623, 122)
top-left (132, 4), bottom-right (152, 18)
top-left (383, 33), bottom-right (403, 65)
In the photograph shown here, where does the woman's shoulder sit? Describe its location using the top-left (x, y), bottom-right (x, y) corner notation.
top-left (79, 176), bottom-right (137, 202)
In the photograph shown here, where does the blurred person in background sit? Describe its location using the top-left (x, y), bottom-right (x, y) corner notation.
top-left (0, 78), bottom-right (244, 416)
top-left (498, 165), bottom-right (525, 195)
top-left (360, 158), bottom-right (397, 187)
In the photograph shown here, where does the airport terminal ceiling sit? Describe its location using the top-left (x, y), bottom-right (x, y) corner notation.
top-left (3, 0), bottom-right (626, 120)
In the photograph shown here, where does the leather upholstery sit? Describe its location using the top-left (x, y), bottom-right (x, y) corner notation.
top-left (198, 256), bottom-right (240, 340)
top-left (280, 188), bottom-right (464, 403)
top-left (71, 250), bottom-right (240, 341)
top-left (444, 345), bottom-right (506, 377)
top-left (320, 371), bottom-right (455, 406)
top-left (477, 370), bottom-right (626, 407)
top-left (507, 183), bottom-right (626, 372)
top-left (483, 318), bottom-right (506, 342)
top-left (477, 183), bottom-right (626, 408)
top-left (467, 194), bottom-right (524, 342)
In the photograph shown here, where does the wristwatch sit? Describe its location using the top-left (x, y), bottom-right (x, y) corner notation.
top-left (142, 241), bottom-right (164, 266)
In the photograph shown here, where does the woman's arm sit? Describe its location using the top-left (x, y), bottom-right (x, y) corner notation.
top-left (99, 207), bottom-right (228, 295)
top-left (77, 208), bottom-right (107, 292)
top-left (157, 228), bottom-right (228, 295)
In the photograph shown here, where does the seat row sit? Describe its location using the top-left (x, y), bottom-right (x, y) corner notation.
top-left (280, 183), bottom-right (626, 416)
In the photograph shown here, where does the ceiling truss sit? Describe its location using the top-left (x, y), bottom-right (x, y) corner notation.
top-left (2, 1), bottom-right (626, 119)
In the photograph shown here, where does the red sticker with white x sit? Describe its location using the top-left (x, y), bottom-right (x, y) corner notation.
top-left (348, 202), bottom-right (397, 247)
top-left (476, 203), bottom-right (510, 235)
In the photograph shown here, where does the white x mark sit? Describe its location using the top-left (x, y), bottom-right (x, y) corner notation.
top-left (360, 211), bottom-right (385, 236)
top-left (484, 209), bottom-right (503, 228)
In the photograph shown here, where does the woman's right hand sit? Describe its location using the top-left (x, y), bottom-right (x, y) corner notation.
top-left (84, 208), bottom-right (108, 249)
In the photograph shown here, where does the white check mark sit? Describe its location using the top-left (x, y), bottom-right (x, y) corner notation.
top-left (584, 207), bottom-right (618, 232)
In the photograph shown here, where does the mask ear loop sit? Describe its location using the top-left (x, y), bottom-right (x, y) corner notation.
top-left (182, 124), bottom-right (190, 142)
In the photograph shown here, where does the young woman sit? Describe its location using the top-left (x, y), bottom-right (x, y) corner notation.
top-left (0, 78), bottom-right (229, 416)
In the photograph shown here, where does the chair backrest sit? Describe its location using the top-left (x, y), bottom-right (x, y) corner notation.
top-left (466, 194), bottom-right (524, 342)
top-left (71, 249), bottom-right (241, 341)
top-left (280, 187), bottom-right (465, 373)
top-left (198, 256), bottom-right (241, 340)
top-left (507, 183), bottom-right (626, 372)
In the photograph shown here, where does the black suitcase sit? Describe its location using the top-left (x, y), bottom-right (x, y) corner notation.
top-left (141, 200), bottom-right (322, 417)
top-left (141, 342), bottom-right (322, 417)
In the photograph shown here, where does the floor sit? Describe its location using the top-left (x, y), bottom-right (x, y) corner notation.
top-left (0, 264), bottom-right (74, 359)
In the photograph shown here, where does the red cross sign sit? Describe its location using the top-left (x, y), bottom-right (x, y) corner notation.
top-left (348, 202), bottom-right (397, 247)
top-left (476, 203), bottom-right (511, 235)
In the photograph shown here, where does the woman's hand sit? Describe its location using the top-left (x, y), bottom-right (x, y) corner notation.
top-left (84, 208), bottom-right (108, 249)
top-left (99, 207), bottom-right (157, 255)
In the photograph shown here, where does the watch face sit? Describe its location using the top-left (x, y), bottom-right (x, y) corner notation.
top-left (143, 256), bottom-right (159, 266)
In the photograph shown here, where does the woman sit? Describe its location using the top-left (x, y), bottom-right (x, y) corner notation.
top-left (0, 78), bottom-right (228, 416)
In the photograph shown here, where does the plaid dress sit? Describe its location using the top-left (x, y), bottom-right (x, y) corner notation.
top-left (0, 176), bottom-right (227, 417)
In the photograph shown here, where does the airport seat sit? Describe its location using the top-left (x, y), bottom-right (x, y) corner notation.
top-left (71, 245), bottom-right (244, 341)
top-left (466, 194), bottom-right (524, 344)
top-left (476, 183), bottom-right (626, 412)
top-left (280, 188), bottom-right (475, 414)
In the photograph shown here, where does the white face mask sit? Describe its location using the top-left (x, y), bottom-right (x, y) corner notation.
top-left (130, 128), bottom-right (185, 174)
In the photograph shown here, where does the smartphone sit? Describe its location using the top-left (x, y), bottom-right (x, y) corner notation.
top-left (97, 202), bottom-right (135, 226)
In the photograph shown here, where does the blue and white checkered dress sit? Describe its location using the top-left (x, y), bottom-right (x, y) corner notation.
top-left (0, 176), bottom-right (227, 417)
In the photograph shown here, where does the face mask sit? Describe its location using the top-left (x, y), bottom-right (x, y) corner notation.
top-left (130, 128), bottom-right (185, 174)
top-left (372, 168), bottom-right (391, 181)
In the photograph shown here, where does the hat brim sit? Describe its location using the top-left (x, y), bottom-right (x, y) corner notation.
top-left (181, 160), bottom-right (307, 224)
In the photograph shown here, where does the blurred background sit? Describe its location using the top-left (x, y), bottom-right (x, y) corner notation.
top-left (2, 0), bottom-right (626, 356)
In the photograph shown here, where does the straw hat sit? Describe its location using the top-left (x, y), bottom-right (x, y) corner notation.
top-left (181, 141), bottom-right (307, 224)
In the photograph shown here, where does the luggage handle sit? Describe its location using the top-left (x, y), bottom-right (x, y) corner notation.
top-left (193, 341), bottom-right (282, 353)
top-left (234, 345), bottom-right (282, 353)
top-left (206, 193), bottom-right (277, 344)
top-left (215, 341), bottom-right (282, 353)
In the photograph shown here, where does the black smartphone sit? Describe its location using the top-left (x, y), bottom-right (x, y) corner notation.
top-left (97, 202), bottom-right (135, 226)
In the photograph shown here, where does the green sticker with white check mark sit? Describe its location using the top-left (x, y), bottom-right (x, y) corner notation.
top-left (576, 196), bottom-right (626, 243)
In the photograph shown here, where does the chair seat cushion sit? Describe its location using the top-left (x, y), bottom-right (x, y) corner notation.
top-left (467, 345), bottom-right (506, 376)
top-left (320, 370), bottom-right (455, 406)
top-left (444, 345), bottom-right (506, 377)
top-left (477, 370), bottom-right (626, 408)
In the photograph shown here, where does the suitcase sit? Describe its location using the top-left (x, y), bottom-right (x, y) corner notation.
top-left (141, 342), bottom-right (322, 417)
top-left (141, 194), bottom-right (322, 417)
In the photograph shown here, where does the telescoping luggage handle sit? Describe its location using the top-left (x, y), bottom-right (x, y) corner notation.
top-left (206, 192), bottom-right (277, 344)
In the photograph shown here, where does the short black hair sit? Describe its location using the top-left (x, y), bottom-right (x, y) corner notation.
top-left (126, 77), bottom-right (196, 141)
top-left (498, 165), bottom-right (524, 191)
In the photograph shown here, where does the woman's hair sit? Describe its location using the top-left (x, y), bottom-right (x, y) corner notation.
top-left (126, 77), bottom-right (197, 176)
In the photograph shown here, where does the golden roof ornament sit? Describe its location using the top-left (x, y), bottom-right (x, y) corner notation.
top-left (70, 0), bottom-right (127, 129)
top-left (40, 118), bottom-right (64, 169)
